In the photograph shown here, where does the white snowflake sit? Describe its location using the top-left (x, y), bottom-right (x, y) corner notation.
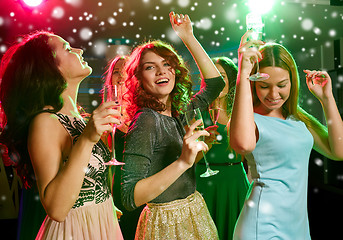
top-left (301, 18), bottom-right (313, 31)
top-left (51, 6), bottom-right (65, 19)
top-left (79, 28), bottom-right (93, 41)
top-left (314, 158), bottom-right (323, 167)
top-left (195, 18), bottom-right (212, 30)
top-left (177, 0), bottom-right (190, 8)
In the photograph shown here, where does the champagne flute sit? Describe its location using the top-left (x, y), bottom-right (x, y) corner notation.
top-left (209, 108), bottom-right (220, 125)
top-left (103, 84), bottom-right (125, 166)
top-left (184, 108), bottom-right (219, 177)
top-left (209, 100), bottom-right (222, 144)
top-left (246, 12), bottom-right (270, 81)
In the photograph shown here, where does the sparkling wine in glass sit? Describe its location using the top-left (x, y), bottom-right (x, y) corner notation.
top-left (209, 108), bottom-right (220, 125)
top-left (103, 84), bottom-right (125, 166)
top-left (184, 108), bottom-right (219, 177)
top-left (208, 107), bottom-right (222, 145)
top-left (246, 12), bottom-right (270, 81)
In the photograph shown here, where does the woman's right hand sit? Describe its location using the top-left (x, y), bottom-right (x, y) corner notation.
top-left (238, 30), bottom-right (264, 76)
top-left (82, 101), bottom-right (122, 143)
top-left (169, 12), bottom-right (193, 41)
top-left (179, 120), bottom-right (209, 168)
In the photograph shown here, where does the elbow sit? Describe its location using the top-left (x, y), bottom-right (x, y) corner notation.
top-left (45, 207), bottom-right (69, 222)
top-left (42, 197), bottom-right (70, 222)
top-left (40, 193), bottom-right (71, 222)
top-left (133, 195), bottom-right (145, 209)
top-left (229, 138), bottom-right (255, 155)
top-left (133, 186), bottom-right (146, 210)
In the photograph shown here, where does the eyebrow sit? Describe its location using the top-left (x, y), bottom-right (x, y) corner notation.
top-left (277, 79), bottom-right (289, 84)
top-left (142, 59), bottom-right (168, 66)
top-left (142, 62), bottom-right (155, 65)
top-left (261, 79), bottom-right (289, 85)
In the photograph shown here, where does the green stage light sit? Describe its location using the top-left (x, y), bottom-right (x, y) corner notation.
top-left (247, 0), bottom-right (275, 15)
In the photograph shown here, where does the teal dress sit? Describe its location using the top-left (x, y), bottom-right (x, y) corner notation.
top-left (233, 113), bottom-right (313, 240)
top-left (196, 111), bottom-right (250, 240)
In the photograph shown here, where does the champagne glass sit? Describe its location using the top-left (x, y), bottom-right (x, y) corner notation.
top-left (184, 108), bottom-right (219, 177)
top-left (208, 100), bottom-right (222, 144)
top-left (246, 12), bottom-right (270, 81)
top-left (103, 84), bottom-right (125, 166)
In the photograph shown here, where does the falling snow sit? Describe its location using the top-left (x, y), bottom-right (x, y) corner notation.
top-left (301, 18), bottom-right (313, 31)
top-left (314, 158), bottom-right (324, 167)
top-left (0, 0), bottom-right (340, 61)
top-left (79, 27), bottom-right (93, 41)
top-left (51, 6), bottom-right (65, 19)
top-left (177, 0), bottom-right (190, 8)
top-left (195, 18), bottom-right (212, 30)
top-left (0, 3), bottom-right (343, 208)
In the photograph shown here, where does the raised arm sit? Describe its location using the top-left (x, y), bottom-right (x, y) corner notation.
top-left (229, 31), bottom-right (263, 154)
top-left (169, 12), bottom-right (220, 80)
top-left (28, 101), bottom-right (121, 222)
top-left (304, 70), bottom-right (343, 160)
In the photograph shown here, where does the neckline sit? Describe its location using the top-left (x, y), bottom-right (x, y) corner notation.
top-left (143, 108), bottom-right (176, 120)
top-left (254, 112), bottom-right (290, 121)
top-left (57, 112), bottom-right (84, 121)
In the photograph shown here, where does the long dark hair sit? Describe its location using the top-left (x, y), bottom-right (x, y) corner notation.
top-left (0, 30), bottom-right (66, 188)
top-left (211, 56), bottom-right (238, 117)
top-left (124, 40), bottom-right (192, 119)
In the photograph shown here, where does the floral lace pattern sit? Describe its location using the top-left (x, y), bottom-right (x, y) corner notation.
top-left (55, 113), bottom-right (111, 208)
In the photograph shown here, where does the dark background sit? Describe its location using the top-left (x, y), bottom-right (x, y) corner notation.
top-left (0, 0), bottom-right (342, 239)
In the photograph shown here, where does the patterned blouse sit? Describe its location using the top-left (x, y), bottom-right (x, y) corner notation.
top-left (55, 113), bottom-right (112, 208)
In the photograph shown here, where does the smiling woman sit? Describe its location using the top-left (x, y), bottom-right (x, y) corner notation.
top-left (124, 39), bottom-right (191, 120)
top-left (120, 12), bottom-right (225, 239)
top-left (254, 67), bottom-right (291, 115)
top-left (229, 31), bottom-right (343, 240)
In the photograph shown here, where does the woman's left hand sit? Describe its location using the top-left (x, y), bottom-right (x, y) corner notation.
top-left (169, 12), bottom-right (193, 40)
top-left (304, 70), bottom-right (333, 101)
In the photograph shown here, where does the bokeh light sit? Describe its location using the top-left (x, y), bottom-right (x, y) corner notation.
top-left (23, 0), bottom-right (44, 7)
top-left (247, 0), bottom-right (274, 15)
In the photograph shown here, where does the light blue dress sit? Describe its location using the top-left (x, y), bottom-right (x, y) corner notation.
top-left (233, 113), bottom-right (314, 240)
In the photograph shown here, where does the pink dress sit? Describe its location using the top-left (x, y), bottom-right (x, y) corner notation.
top-left (35, 113), bottom-right (123, 240)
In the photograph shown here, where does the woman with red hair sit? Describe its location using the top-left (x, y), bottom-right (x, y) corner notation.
top-left (121, 12), bottom-right (224, 239)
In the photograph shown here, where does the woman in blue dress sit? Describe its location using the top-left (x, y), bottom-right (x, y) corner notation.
top-left (229, 31), bottom-right (343, 240)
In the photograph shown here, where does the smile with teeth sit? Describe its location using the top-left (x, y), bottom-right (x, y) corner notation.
top-left (266, 98), bottom-right (281, 104)
top-left (156, 78), bottom-right (169, 84)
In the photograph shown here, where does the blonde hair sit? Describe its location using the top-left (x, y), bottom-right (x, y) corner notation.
top-left (254, 43), bottom-right (327, 136)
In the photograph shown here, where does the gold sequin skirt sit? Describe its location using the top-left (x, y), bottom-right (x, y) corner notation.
top-left (134, 191), bottom-right (219, 240)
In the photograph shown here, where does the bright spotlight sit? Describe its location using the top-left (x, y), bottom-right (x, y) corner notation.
top-left (247, 0), bottom-right (274, 15)
top-left (22, 0), bottom-right (44, 7)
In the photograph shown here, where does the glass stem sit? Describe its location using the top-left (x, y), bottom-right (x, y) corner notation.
top-left (111, 125), bottom-right (117, 159)
top-left (256, 60), bottom-right (260, 73)
top-left (202, 151), bottom-right (210, 169)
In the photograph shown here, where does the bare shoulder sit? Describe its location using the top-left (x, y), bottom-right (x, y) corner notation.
top-left (30, 112), bottom-right (60, 129)
top-left (28, 112), bottom-right (68, 147)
